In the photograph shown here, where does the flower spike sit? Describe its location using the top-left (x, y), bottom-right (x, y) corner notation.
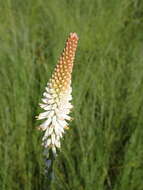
top-left (36, 33), bottom-right (79, 155)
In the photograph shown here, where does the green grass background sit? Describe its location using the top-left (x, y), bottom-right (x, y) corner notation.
top-left (0, 0), bottom-right (143, 189)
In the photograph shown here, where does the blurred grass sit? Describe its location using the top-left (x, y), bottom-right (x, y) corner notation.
top-left (0, 0), bottom-right (143, 189)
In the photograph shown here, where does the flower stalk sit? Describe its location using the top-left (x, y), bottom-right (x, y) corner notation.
top-left (36, 33), bottom-right (78, 174)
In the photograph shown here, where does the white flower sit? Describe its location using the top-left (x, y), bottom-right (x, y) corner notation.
top-left (36, 33), bottom-right (79, 154)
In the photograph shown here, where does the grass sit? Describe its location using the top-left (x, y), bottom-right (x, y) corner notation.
top-left (0, 0), bottom-right (143, 189)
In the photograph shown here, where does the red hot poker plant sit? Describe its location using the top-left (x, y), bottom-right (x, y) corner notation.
top-left (36, 33), bottom-right (79, 155)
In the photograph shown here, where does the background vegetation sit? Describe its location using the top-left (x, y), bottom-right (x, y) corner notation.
top-left (0, 0), bottom-right (143, 189)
